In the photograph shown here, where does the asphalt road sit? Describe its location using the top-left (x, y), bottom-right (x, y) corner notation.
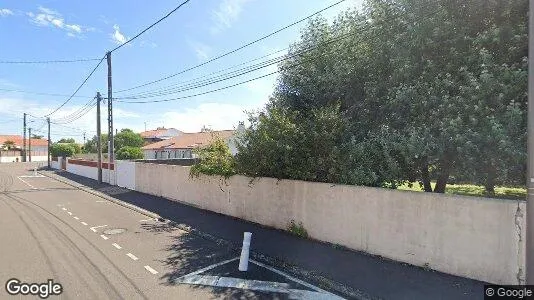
top-left (0, 163), bottom-right (334, 300)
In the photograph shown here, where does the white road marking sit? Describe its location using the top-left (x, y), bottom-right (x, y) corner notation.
top-left (18, 175), bottom-right (45, 178)
top-left (112, 243), bottom-right (122, 249)
top-left (81, 222), bottom-right (88, 226)
top-left (176, 257), bottom-right (239, 280)
top-left (95, 200), bottom-right (107, 203)
top-left (90, 225), bottom-right (107, 232)
top-left (100, 235), bottom-right (109, 240)
top-left (144, 265), bottom-right (158, 275)
top-left (126, 253), bottom-right (139, 261)
top-left (17, 176), bottom-right (36, 189)
top-left (62, 208), bottom-right (67, 211)
top-left (250, 260), bottom-right (336, 296)
top-left (67, 212), bottom-right (72, 215)
top-left (139, 219), bottom-right (156, 222)
top-left (73, 217), bottom-right (79, 220)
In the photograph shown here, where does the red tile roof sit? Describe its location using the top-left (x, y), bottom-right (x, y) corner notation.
top-left (142, 130), bottom-right (235, 150)
top-left (0, 135), bottom-right (48, 147)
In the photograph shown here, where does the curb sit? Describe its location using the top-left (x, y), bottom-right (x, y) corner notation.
top-left (39, 170), bottom-right (162, 221)
top-left (40, 170), bottom-right (371, 300)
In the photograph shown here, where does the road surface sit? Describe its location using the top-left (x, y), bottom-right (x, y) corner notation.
top-left (0, 163), bottom-right (339, 300)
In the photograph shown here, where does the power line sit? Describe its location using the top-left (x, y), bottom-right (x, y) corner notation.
top-left (44, 56), bottom-right (105, 117)
top-left (110, 0), bottom-right (191, 53)
top-left (0, 58), bottom-right (102, 64)
top-left (115, 0), bottom-right (347, 93)
top-left (0, 88), bottom-right (94, 98)
top-left (116, 30), bottom-right (356, 100)
top-left (125, 47), bottom-right (290, 97)
top-left (117, 3), bottom-right (445, 104)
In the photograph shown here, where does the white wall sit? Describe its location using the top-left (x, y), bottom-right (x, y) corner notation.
top-left (51, 160), bottom-right (60, 169)
top-left (133, 163), bottom-right (525, 285)
top-left (116, 160), bottom-right (135, 190)
top-left (143, 150), bottom-right (156, 159)
top-left (65, 159), bottom-right (115, 184)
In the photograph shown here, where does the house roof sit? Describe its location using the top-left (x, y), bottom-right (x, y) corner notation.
top-left (0, 135), bottom-right (48, 147)
top-left (139, 127), bottom-right (182, 138)
top-left (142, 130), bottom-right (235, 150)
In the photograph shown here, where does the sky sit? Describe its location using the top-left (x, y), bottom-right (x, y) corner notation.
top-left (0, 0), bottom-right (362, 142)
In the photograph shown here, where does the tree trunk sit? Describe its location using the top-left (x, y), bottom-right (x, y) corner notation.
top-left (434, 157), bottom-right (451, 193)
top-left (485, 163), bottom-right (496, 194)
top-left (420, 164), bottom-right (432, 192)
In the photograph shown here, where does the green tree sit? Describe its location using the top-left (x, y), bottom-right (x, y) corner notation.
top-left (240, 0), bottom-right (527, 193)
top-left (83, 134), bottom-right (108, 153)
top-left (116, 146), bottom-right (144, 160)
top-left (2, 140), bottom-right (15, 150)
top-left (57, 138), bottom-right (76, 143)
top-left (114, 129), bottom-right (144, 149)
top-left (50, 143), bottom-right (80, 157)
top-left (190, 135), bottom-right (236, 178)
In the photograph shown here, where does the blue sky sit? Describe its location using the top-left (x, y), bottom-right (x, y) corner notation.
top-left (0, 0), bottom-right (361, 142)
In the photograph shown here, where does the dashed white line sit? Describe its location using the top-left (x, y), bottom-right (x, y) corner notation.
top-left (139, 219), bottom-right (155, 223)
top-left (81, 222), bottom-right (88, 226)
top-left (126, 253), bottom-right (139, 261)
top-left (17, 176), bottom-right (37, 189)
top-left (95, 200), bottom-right (107, 203)
top-left (144, 265), bottom-right (158, 275)
top-left (67, 212), bottom-right (72, 215)
top-left (62, 208), bottom-right (67, 211)
top-left (73, 217), bottom-right (79, 220)
top-left (112, 243), bottom-right (122, 249)
top-left (100, 235), bottom-right (109, 240)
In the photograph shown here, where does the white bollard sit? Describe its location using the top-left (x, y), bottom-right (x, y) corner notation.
top-left (238, 232), bottom-right (252, 271)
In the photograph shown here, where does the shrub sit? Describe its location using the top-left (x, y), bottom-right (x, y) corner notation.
top-left (190, 135), bottom-right (236, 178)
top-left (50, 143), bottom-right (80, 157)
top-left (116, 146), bottom-right (144, 160)
top-left (287, 220), bottom-right (308, 238)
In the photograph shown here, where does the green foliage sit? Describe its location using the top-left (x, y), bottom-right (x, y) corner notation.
top-left (116, 146), bottom-right (143, 160)
top-left (238, 0), bottom-right (527, 193)
top-left (31, 134), bottom-right (44, 139)
top-left (2, 140), bottom-right (15, 150)
top-left (287, 220), bottom-right (308, 238)
top-left (83, 133), bottom-right (108, 153)
top-left (50, 143), bottom-right (80, 157)
top-left (115, 129), bottom-right (144, 149)
top-left (57, 138), bottom-right (75, 143)
top-left (398, 182), bottom-right (526, 200)
top-left (190, 135), bottom-right (236, 178)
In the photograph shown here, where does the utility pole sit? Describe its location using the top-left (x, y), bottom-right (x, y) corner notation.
top-left (22, 113), bottom-right (27, 162)
top-left (96, 92), bottom-right (103, 183)
top-left (47, 117), bottom-right (50, 169)
top-left (107, 51), bottom-right (114, 165)
top-left (527, 0), bottom-right (534, 284)
top-left (83, 132), bottom-right (86, 144)
top-left (28, 128), bottom-right (32, 162)
top-left (144, 122), bottom-right (147, 131)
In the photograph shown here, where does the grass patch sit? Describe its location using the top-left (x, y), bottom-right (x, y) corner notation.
top-left (287, 220), bottom-right (308, 238)
top-left (398, 182), bottom-right (526, 200)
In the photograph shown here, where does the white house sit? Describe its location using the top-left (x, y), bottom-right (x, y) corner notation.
top-left (139, 127), bottom-right (183, 144)
top-left (0, 135), bottom-right (49, 162)
top-left (142, 123), bottom-right (245, 159)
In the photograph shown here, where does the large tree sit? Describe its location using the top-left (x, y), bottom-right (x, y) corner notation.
top-left (237, 0), bottom-right (527, 192)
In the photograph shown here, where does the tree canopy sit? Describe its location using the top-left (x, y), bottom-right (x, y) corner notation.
top-left (236, 0), bottom-right (527, 193)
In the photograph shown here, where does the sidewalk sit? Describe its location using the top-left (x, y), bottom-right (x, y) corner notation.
top-left (45, 170), bottom-right (486, 300)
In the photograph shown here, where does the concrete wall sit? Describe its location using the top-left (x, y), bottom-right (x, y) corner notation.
top-left (134, 163), bottom-right (525, 285)
top-left (116, 160), bottom-right (135, 190)
top-left (65, 159), bottom-right (115, 184)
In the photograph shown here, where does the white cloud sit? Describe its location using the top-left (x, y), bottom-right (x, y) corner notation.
top-left (27, 6), bottom-right (89, 37)
top-left (188, 41), bottom-right (212, 60)
top-left (111, 24), bottom-right (128, 45)
top-left (160, 102), bottom-right (260, 133)
top-left (210, 0), bottom-right (251, 34)
top-left (0, 8), bottom-right (13, 16)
